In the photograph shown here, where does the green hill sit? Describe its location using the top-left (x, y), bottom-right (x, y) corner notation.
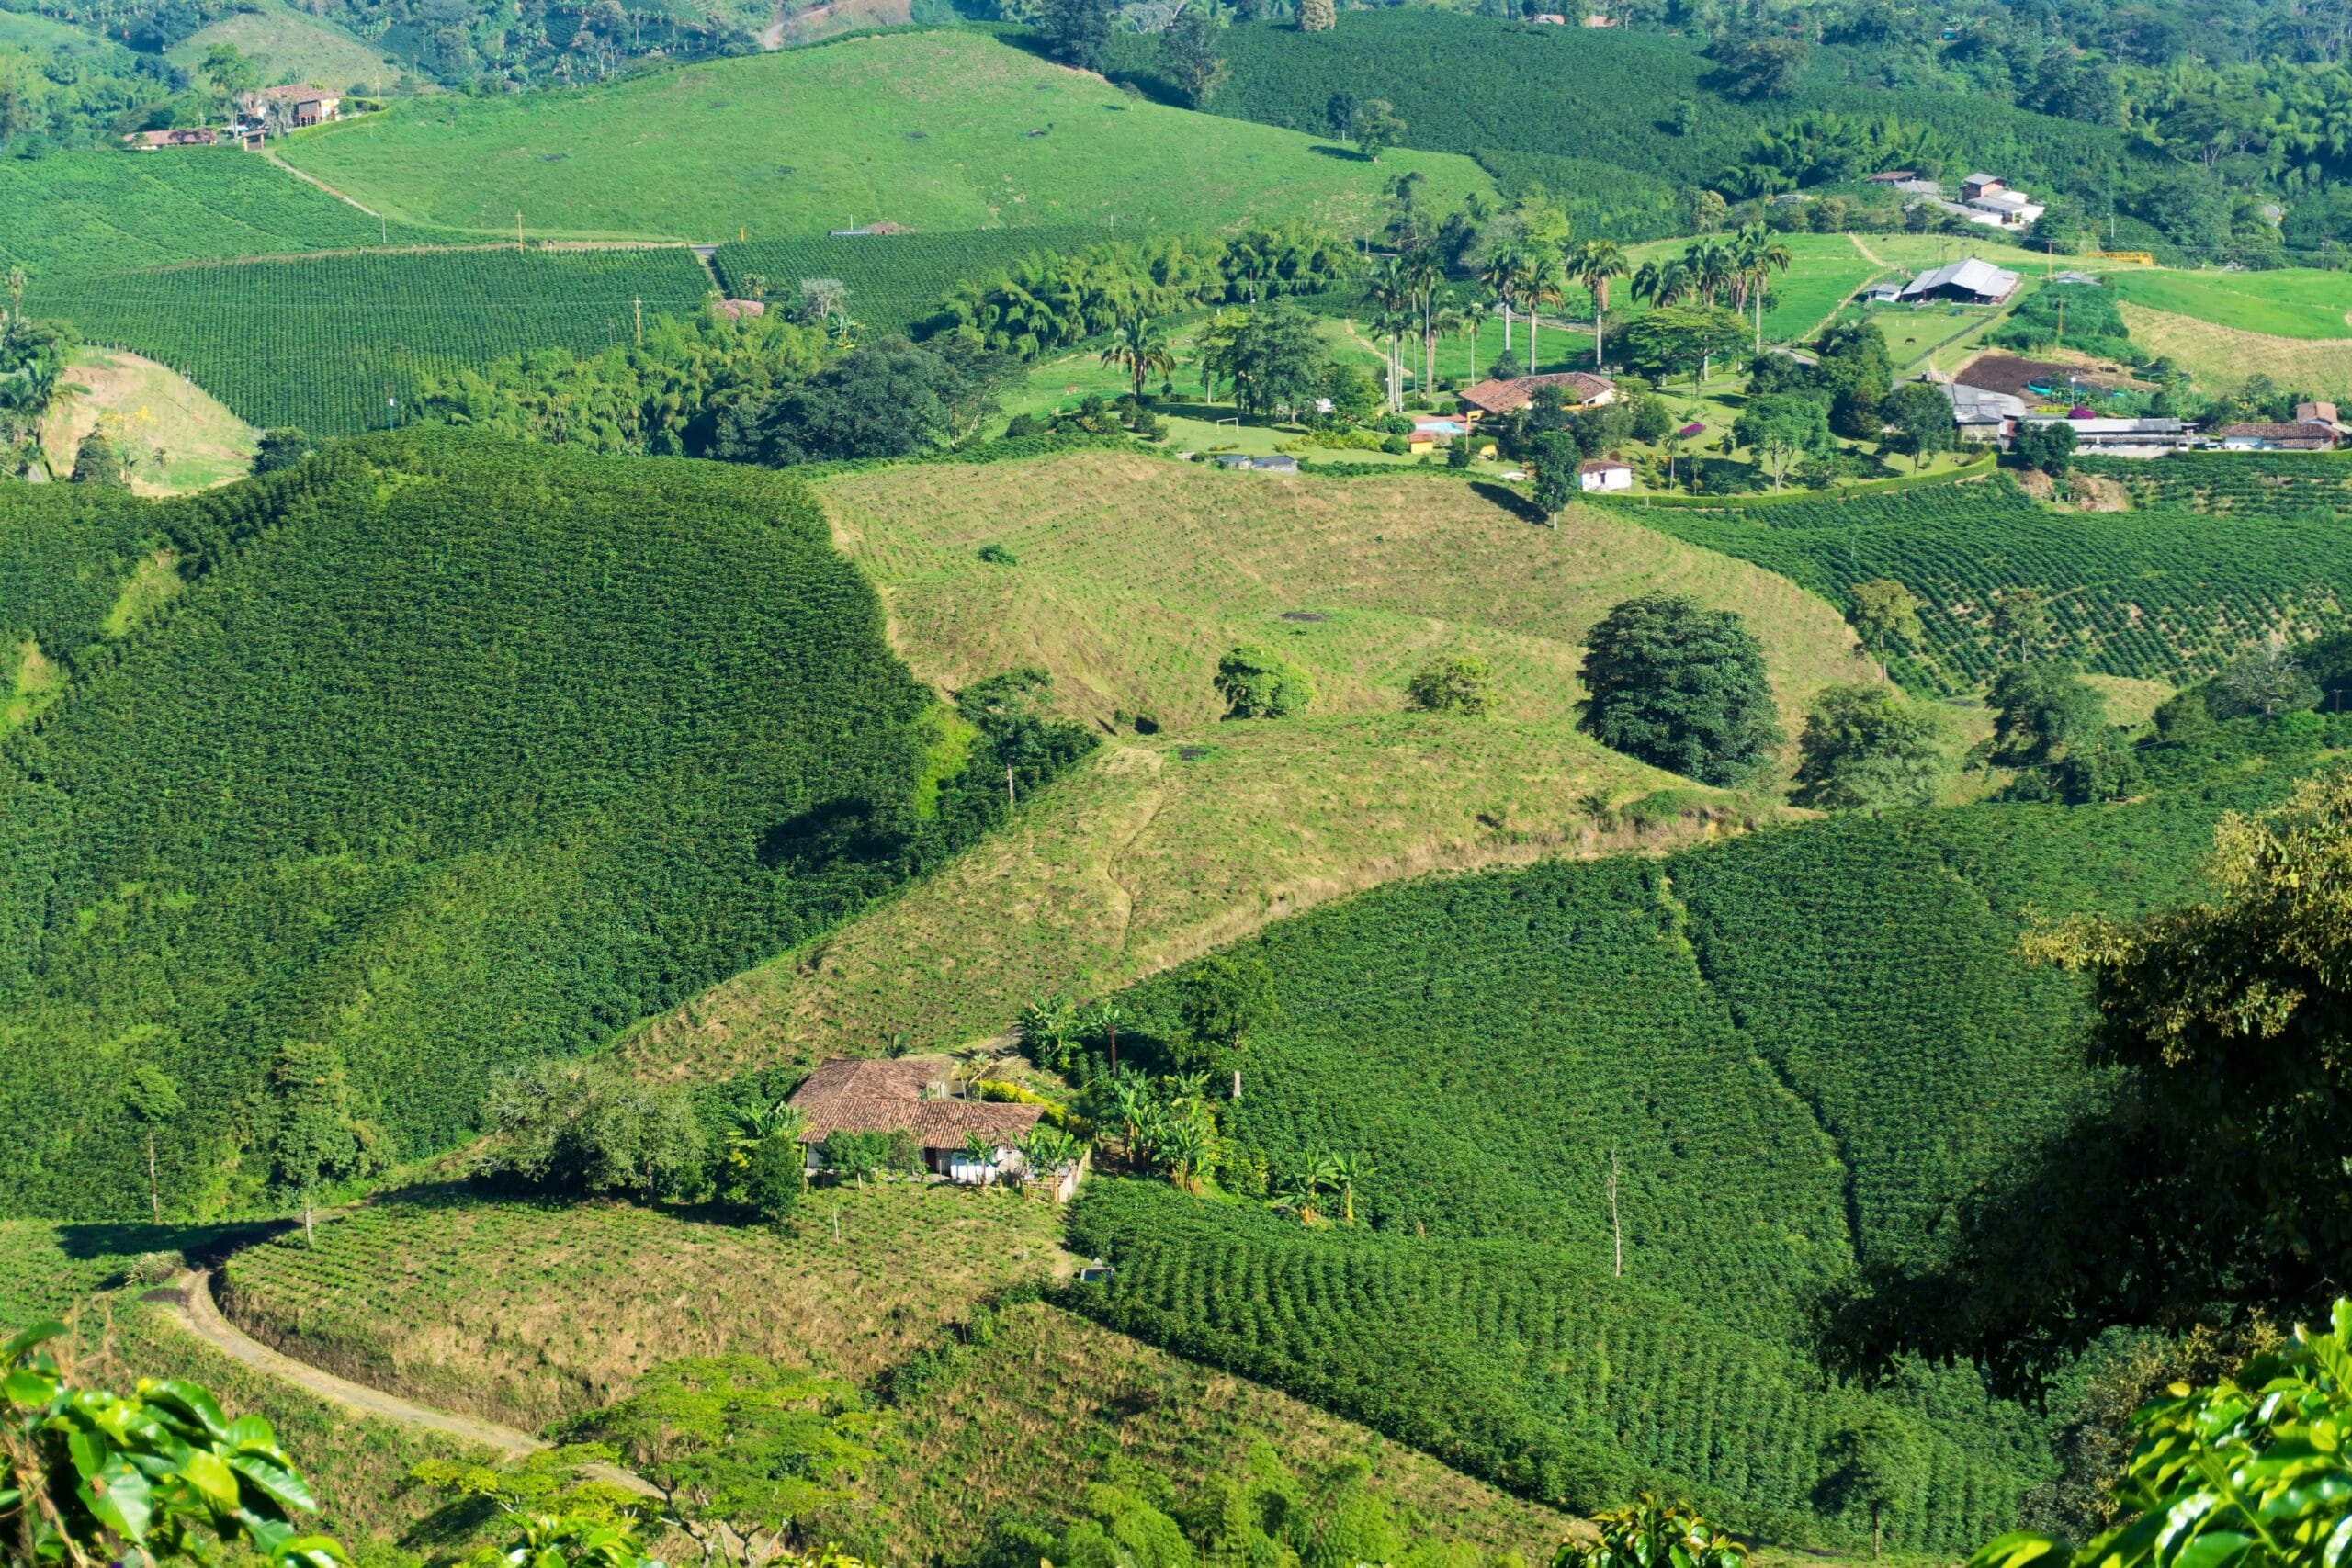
top-left (0, 431), bottom-right (1052, 1221)
top-left (274, 30), bottom-right (1494, 242)
top-left (624, 447), bottom-right (1883, 1085)
top-left (1068, 715), bottom-right (2350, 1548)
top-left (1110, 11), bottom-right (2137, 230)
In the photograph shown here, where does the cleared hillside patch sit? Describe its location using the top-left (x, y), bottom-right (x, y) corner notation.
top-left (626, 449), bottom-right (1875, 1076)
top-left (164, 1), bottom-right (407, 92)
top-left (2118, 301), bottom-right (2352, 400)
top-left (2107, 267), bottom-right (2352, 340)
top-left (219, 1185), bottom-right (1067, 1428)
top-left (278, 30), bottom-right (1493, 241)
top-left (40, 346), bottom-right (256, 491)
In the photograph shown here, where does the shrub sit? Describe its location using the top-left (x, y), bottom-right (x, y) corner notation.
top-left (1405, 653), bottom-right (1498, 716)
top-left (1215, 645), bottom-right (1314, 718)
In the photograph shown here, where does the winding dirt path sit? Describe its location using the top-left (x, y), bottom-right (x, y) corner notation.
top-left (163, 1269), bottom-right (547, 1458)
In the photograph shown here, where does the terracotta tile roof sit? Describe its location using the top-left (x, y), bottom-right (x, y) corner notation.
top-left (1459, 371), bottom-right (1613, 415)
top-left (786, 1058), bottom-right (1042, 1149)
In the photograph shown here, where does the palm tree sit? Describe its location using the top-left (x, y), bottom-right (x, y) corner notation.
top-left (1479, 240), bottom-right (1526, 358)
top-left (1322, 1152), bottom-right (1373, 1225)
top-left (1099, 314), bottom-right (1176, 402)
top-left (1734, 223), bottom-right (1793, 355)
top-left (1571, 240), bottom-right (1629, 370)
top-left (1107, 1066), bottom-right (1152, 1156)
top-left (1523, 249), bottom-right (1568, 376)
top-left (1684, 236), bottom-right (1735, 308)
top-left (1399, 246), bottom-right (1443, 393)
top-left (1159, 1118), bottom-right (1213, 1193)
top-left (1081, 998), bottom-right (1128, 1074)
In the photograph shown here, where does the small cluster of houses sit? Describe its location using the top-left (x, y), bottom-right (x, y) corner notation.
top-left (1862, 171), bottom-right (2047, 232)
top-left (124, 85), bottom-right (343, 151)
top-left (786, 1057), bottom-right (1086, 1201)
top-left (1941, 353), bottom-right (2346, 457)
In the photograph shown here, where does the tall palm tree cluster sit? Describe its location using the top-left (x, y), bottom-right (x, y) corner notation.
top-left (935, 228), bottom-right (1356, 363)
top-left (1629, 224), bottom-right (1794, 355)
top-left (1465, 237), bottom-right (1635, 386)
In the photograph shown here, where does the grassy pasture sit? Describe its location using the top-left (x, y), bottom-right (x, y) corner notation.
top-left (2108, 267), bottom-right (2352, 340)
top-left (40, 346), bottom-right (257, 491)
top-left (33, 247), bottom-right (715, 433)
top-left (2118, 301), bottom-right (2352, 400)
top-left (277, 30), bottom-right (1494, 241)
top-left (624, 447), bottom-right (1872, 1076)
top-left (1623, 232), bottom-right (1884, 343)
top-left (220, 1184), bottom-right (1069, 1428)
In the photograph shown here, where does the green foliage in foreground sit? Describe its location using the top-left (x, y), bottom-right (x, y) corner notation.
top-left (1069, 721), bottom-right (2346, 1545)
top-left (974, 1442), bottom-right (1501, 1568)
top-left (1973, 1300), bottom-right (2352, 1568)
top-left (0, 1320), bottom-right (350, 1568)
top-left (1618, 477), bottom-right (2352, 693)
top-left (30, 248), bottom-right (716, 435)
top-left (0, 431), bottom-right (1086, 1221)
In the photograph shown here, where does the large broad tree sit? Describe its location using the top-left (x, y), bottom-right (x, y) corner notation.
top-left (1733, 391), bottom-right (1830, 491)
top-left (1041, 0), bottom-right (1112, 67)
top-left (1987, 661), bottom-right (2104, 767)
top-left (715, 336), bottom-right (1008, 465)
top-left (1214, 301), bottom-right (1329, 421)
top-left (1823, 1410), bottom-right (1926, 1559)
top-left (1620, 304), bottom-right (1747, 388)
top-left (1791, 683), bottom-right (1947, 812)
top-left (1849, 578), bottom-right (1922, 677)
top-left (1159, 8), bottom-right (1227, 107)
top-left (1577, 592), bottom-right (1785, 785)
top-left (1882, 381), bottom-right (1957, 471)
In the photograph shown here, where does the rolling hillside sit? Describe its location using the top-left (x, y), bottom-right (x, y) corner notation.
top-left (0, 432), bottom-right (1005, 1220)
top-left (1069, 711), bottom-right (2351, 1547)
top-left (627, 447), bottom-right (1881, 1080)
top-left (275, 30), bottom-right (1494, 240)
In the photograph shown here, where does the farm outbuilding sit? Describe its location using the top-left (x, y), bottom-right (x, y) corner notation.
top-left (1897, 259), bottom-right (2021, 306)
top-left (2212, 422), bottom-right (2340, 452)
top-left (1577, 459), bottom-right (1633, 491)
top-left (787, 1057), bottom-right (1069, 1190)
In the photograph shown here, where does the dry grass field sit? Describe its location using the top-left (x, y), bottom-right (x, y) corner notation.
top-left (2120, 301), bottom-right (2352, 400)
top-left (40, 347), bottom-right (256, 493)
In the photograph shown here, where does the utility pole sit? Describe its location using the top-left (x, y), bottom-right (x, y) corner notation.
top-left (1231, 1068), bottom-right (1242, 1101)
top-left (633, 295), bottom-right (642, 346)
top-left (516, 211), bottom-right (524, 254)
top-left (1607, 1148), bottom-right (1623, 1278)
top-left (1005, 762), bottom-right (1015, 807)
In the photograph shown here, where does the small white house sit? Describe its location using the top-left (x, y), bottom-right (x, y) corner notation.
top-left (1578, 459), bottom-right (1634, 492)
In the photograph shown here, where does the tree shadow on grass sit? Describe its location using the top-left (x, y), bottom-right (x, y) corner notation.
top-left (1472, 480), bottom-right (1549, 525)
